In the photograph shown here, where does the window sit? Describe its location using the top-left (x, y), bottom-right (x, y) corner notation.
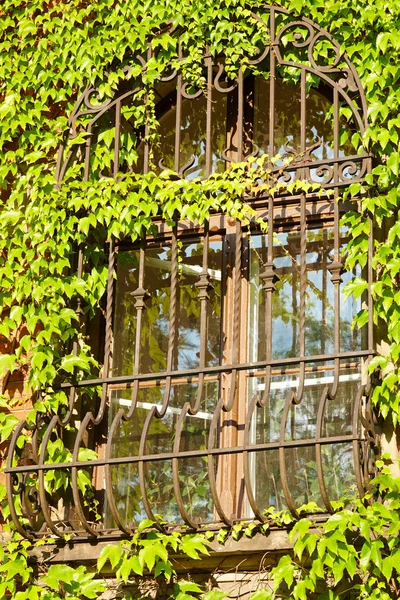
top-left (6, 6), bottom-right (377, 539)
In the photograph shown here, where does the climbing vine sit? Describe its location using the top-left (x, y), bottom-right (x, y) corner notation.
top-left (1, 0), bottom-right (400, 598)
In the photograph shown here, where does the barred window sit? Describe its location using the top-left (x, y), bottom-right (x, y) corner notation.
top-left (6, 6), bottom-right (377, 539)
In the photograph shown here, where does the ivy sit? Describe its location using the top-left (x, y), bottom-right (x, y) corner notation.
top-left (1, 0), bottom-right (400, 598)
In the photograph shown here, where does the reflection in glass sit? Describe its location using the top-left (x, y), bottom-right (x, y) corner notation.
top-left (248, 225), bottom-right (364, 514)
top-left (137, 75), bottom-right (358, 178)
top-left (151, 89), bottom-right (228, 178)
top-left (112, 238), bottom-right (223, 376)
top-left (249, 227), bottom-right (362, 361)
top-left (247, 365), bottom-right (361, 514)
top-left (108, 381), bottom-right (218, 527)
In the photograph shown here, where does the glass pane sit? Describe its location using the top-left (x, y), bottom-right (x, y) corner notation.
top-left (113, 237), bottom-right (223, 376)
top-left (253, 78), bottom-right (301, 162)
top-left (113, 250), bottom-right (139, 377)
top-left (249, 227), bottom-right (362, 362)
top-left (175, 239), bottom-right (223, 371)
top-left (306, 88), bottom-right (334, 161)
top-left (322, 443), bottom-right (357, 498)
top-left (152, 91), bottom-right (228, 178)
top-left (247, 363), bottom-right (362, 515)
top-left (108, 380), bottom-right (218, 527)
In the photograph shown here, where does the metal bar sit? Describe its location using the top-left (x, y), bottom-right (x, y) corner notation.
top-left (62, 248), bottom-right (84, 427)
top-left (57, 349), bottom-right (373, 388)
top-left (113, 99), bottom-right (121, 178)
top-left (143, 45), bottom-right (152, 174)
top-left (71, 412), bottom-right (100, 536)
top-left (315, 386), bottom-right (333, 512)
top-left (278, 390), bottom-right (300, 518)
top-left (297, 191), bottom-right (307, 398)
top-left (269, 7), bottom-right (276, 163)
top-left (6, 434), bottom-right (361, 474)
top-left (172, 404), bottom-right (198, 528)
top-left (368, 217), bottom-right (374, 352)
top-left (38, 416), bottom-right (65, 536)
top-left (224, 222), bottom-right (241, 411)
top-left (103, 243), bottom-right (146, 533)
top-left (94, 239), bottom-right (115, 425)
top-left (174, 45), bottom-right (182, 172)
top-left (192, 223), bottom-right (210, 413)
top-left (205, 53), bottom-right (213, 177)
top-left (237, 69), bottom-right (244, 161)
top-left (329, 87), bottom-right (342, 398)
top-left (83, 128), bottom-right (92, 181)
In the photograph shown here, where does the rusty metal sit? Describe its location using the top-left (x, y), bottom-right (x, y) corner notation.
top-left (6, 5), bottom-right (378, 539)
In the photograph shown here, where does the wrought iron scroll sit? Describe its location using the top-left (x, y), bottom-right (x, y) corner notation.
top-left (55, 6), bottom-right (369, 188)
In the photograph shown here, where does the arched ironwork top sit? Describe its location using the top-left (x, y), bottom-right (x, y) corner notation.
top-left (56, 5), bottom-right (369, 188)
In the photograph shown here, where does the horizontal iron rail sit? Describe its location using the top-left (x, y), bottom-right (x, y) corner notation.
top-left (58, 349), bottom-right (373, 390)
top-left (6, 433), bottom-right (361, 474)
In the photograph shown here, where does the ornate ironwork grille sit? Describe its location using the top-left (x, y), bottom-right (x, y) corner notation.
top-left (6, 6), bottom-right (377, 540)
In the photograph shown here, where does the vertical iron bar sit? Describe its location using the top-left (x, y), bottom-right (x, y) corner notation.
top-left (143, 45), bottom-right (152, 175)
top-left (95, 239), bottom-right (115, 424)
top-left (224, 222), bottom-right (241, 412)
top-left (300, 68), bottom-right (306, 156)
top-left (138, 225), bottom-right (178, 523)
top-left (269, 8), bottom-right (276, 163)
top-left (329, 87), bottom-right (341, 398)
top-left (298, 191), bottom-right (306, 398)
top-left (205, 53), bottom-right (213, 177)
top-left (315, 387), bottom-right (334, 512)
top-left (84, 128), bottom-right (92, 181)
top-left (174, 45), bottom-right (182, 173)
top-left (192, 223), bottom-right (210, 414)
top-left (104, 244), bottom-right (146, 532)
top-left (237, 69), bottom-right (244, 162)
top-left (113, 100), bottom-right (121, 178)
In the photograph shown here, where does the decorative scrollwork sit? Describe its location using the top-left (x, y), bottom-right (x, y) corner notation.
top-left (307, 164), bottom-right (334, 185)
top-left (181, 82), bottom-right (203, 99)
top-left (213, 62), bottom-right (237, 93)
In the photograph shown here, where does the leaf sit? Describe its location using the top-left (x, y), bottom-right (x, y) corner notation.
top-left (139, 545), bottom-right (156, 572)
top-left (248, 591), bottom-right (273, 600)
top-left (42, 564), bottom-right (75, 590)
top-left (272, 555), bottom-right (295, 590)
top-left (176, 581), bottom-right (204, 593)
top-left (387, 152), bottom-right (400, 176)
top-left (97, 544), bottom-right (123, 571)
top-left (60, 355), bottom-right (91, 374)
top-left (180, 535), bottom-right (210, 559)
top-left (342, 278), bottom-right (368, 302)
top-left (137, 518), bottom-right (155, 532)
top-left (0, 354), bottom-right (16, 376)
top-left (359, 542), bottom-right (371, 571)
top-left (78, 578), bottom-right (107, 599)
top-left (0, 414), bottom-right (19, 443)
top-left (202, 590), bottom-right (229, 600)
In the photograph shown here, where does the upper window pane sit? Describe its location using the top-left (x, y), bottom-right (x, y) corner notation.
top-left (113, 236), bottom-right (223, 377)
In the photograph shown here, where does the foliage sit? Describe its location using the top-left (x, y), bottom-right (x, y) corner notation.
top-left (1, 0), bottom-right (400, 598)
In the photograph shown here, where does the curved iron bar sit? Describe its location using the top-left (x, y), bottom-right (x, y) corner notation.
top-left (207, 395), bottom-right (234, 527)
top-left (172, 402), bottom-right (200, 529)
top-left (243, 390), bottom-right (270, 522)
top-left (314, 386), bottom-right (334, 513)
top-left (6, 419), bottom-right (37, 539)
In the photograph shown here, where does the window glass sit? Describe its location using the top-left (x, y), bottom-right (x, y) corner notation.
top-left (113, 238), bottom-right (223, 376)
top-left (248, 227), bottom-right (363, 362)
